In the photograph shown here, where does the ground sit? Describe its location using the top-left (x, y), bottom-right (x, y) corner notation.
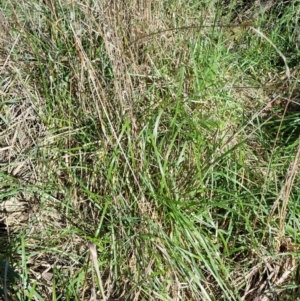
top-left (1, 1), bottom-right (300, 300)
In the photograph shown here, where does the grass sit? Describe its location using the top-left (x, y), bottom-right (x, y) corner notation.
top-left (1, 0), bottom-right (300, 300)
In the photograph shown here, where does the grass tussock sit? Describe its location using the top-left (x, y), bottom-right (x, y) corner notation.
top-left (1, 0), bottom-right (300, 300)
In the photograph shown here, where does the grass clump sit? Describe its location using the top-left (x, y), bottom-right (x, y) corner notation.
top-left (0, 0), bottom-right (300, 300)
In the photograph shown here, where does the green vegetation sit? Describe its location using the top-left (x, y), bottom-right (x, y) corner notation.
top-left (1, 0), bottom-right (300, 300)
